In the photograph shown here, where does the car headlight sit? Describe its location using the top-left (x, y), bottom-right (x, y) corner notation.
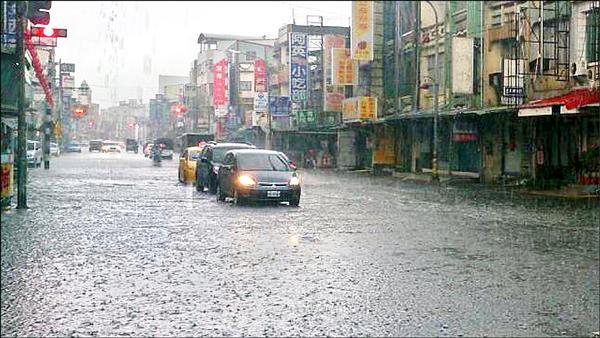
top-left (238, 175), bottom-right (256, 187)
top-left (289, 176), bottom-right (300, 186)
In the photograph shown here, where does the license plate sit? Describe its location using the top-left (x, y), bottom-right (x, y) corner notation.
top-left (267, 191), bottom-right (280, 198)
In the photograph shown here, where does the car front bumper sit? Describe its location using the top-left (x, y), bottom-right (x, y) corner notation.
top-left (237, 186), bottom-right (301, 202)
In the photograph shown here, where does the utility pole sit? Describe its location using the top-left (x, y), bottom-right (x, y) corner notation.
top-left (424, 0), bottom-right (440, 184)
top-left (266, 62), bottom-right (272, 150)
top-left (43, 48), bottom-right (55, 169)
top-left (16, 8), bottom-right (27, 209)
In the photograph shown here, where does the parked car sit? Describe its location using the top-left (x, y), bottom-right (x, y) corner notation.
top-left (216, 149), bottom-right (301, 206)
top-left (178, 146), bottom-right (205, 184)
top-left (50, 142), bottom-right (60, 156)
top-left (196, 142), bottom-right (256, 193)
top-left (66, 141), bottom-right (82, 153)
top-left (89, 139), bottom-right (103, 152)
top-left (27, 140), bottom-right (42, 167)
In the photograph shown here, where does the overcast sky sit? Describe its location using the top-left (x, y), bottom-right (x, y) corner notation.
top-left (50, 1), bottom-right (351, 109)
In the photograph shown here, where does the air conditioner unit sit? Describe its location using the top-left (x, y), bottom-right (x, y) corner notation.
top-left (588, 62), bottom-right (599, 81)
top-left (571, 60), bottom-right (588, 77)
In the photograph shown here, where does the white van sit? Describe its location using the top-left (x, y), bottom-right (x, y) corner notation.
top-left (27, 140), bottom-right (42, 167)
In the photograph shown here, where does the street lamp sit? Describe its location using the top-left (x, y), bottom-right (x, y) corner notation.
top-left (228, 49), bottom-right (272, 150)
top-left (423, 0), bottom-right (440, 184)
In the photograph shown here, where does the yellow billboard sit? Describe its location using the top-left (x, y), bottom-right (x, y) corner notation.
top-left (332, 48), bottom-right (358, 85)
top-left (351, 1), bottom-right (374, 60)
top-left (342, 96), bottom-right (377, 122)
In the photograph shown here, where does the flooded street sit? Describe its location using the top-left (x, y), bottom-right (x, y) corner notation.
top-left (1, 152), bottom-right (598, 337)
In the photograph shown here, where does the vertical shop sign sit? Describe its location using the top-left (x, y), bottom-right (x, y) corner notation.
top-left (289, 32), bottom-right (308, 103)
top-left (351, 1), bottom-right (374, 60)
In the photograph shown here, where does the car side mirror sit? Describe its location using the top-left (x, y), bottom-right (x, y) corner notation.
top-left (289, 161), bottom-right (297, 170)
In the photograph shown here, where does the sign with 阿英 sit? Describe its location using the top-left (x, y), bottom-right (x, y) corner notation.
top-left (351, 1), bottom-right (374, 60)
top-left (253, 92), bottom-right (268, 112)
top-left (289, 32), bottom-right (308, 104)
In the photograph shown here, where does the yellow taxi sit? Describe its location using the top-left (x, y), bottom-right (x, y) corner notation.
top-left (178, 146), bottom-right (204, 183)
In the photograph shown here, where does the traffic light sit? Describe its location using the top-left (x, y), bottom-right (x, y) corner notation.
top-left (30, 26), bottom-right (67, 38)
top-left (26, 1), bottom-right (52, 26)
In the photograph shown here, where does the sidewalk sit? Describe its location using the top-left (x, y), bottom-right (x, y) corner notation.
top-left (340, 168), bottom-right (600, 200)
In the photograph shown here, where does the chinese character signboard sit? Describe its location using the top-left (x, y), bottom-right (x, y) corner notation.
top-left (342, 96), bottom-right (377, 122)
top-left (269, 96), bottom-right (291, 117)
top-left (296, 110), bottom-right (316, 130)
top-left (1, 1), bottom-right (17, 54)
top-left (289, 32), bottom-right (308, 104)
top-left (254, 59), bottom-right (267, 93)
top-left (332, 48), bottom-right (358, 85)
top-left (60, 63), bottom-right (75, 73)
top-left (212, 58), bottom-right (228, 108)
top-left (324, 86), bottom-right (345, 112)
top-left (359, 96), bottom-right (377, 120)
top-left (351, 1), bottom-right (374, 60)
top-left (324, 35), bottom-right (346, 86)
top-left (253, 92), bottom-right (268, 112)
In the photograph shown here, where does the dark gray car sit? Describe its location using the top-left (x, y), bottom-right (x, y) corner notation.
top-left (216, 149), bottom-right (301, 206)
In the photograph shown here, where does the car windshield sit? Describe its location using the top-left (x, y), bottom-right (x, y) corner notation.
top-left (214, 146), bottom-right (249, 163)
top-left (237, 153), bottom-right (289, 171)
top-left (27, 142), bottom-right (35, 150)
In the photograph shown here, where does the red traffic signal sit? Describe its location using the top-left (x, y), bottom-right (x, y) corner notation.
top-left (30, 26), bottom-right (67, 38)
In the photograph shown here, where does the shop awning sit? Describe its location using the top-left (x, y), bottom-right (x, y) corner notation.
top-left (518, 87), bottom-right (599, 117)
top-left (1, 116), bottom-right (17, 129)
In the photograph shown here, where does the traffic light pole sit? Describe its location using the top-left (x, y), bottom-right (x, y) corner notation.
top-left (43, 49), bottom-right (55, 170)
top-left (16, 12), bottom-right (28, 208)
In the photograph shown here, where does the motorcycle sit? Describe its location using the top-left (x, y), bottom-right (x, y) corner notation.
top-left (152, 148), bottom-right (162, 166)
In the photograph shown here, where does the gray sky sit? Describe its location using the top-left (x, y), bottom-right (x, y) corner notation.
top-left (51, 1), bottom-right (351, 109)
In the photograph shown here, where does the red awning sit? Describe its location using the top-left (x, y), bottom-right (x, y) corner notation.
top-left (519, 87), bottom-right (599, 110)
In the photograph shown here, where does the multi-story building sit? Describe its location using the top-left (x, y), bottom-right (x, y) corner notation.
top-left (194, 33), bottom-right (276, 143)
top-left (346, 0), bottom-right (599, 187)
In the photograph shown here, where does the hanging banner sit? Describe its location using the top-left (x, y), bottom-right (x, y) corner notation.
top-left (254, 58), bottom-right (267, 93)
top-left (212, 58), bottom-right (228, 108)
top-left (351, 1), bottom-right (374, 61)
top-left (332, 48), bottom-right (358, 85)
top-left (1, 1), bottom-right (17, 54)
top-left (342, 97), bottom-right (359, 121)
top-left (289, 32), bottom-right (308, 104)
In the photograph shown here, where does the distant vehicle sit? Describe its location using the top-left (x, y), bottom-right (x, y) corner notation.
top-left (101, 140), bottom-right (121, 153)
top-left (178, 146), bottom-right (205, 184)
top-left (50, 142), bottom-right (60, 157)
top-left (66, 141), bottom-right (82, 153)
top-left (89, 139), bottom-right (103, 152)
top-left (216, 149), bottom-right (301, 206)
top-left (153, 138), bottom-right (174, 159)
top-left (125, 139), bottom-right (139, 153)
top-left (176, 133), bottom-right (214, 152)
top-left (196, 142), bottom-right (256, 193)
top-left (27, 140), bottom-right (42, 167)
top-left (144, 143), bottom-right (154, 157)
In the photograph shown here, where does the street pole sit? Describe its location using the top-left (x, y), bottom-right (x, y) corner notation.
top-left (43, 49), bottom-right (55, 170)
top-left (425, 0), bottom-right (440, 184)
top-left (266, 59), bottom-right (272, 150)
top-left (16, 10), bottom-right (27, 208)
